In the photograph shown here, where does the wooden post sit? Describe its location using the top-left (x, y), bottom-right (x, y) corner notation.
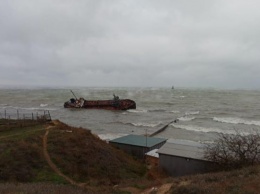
top-left (17, 110), bottom-right (19, 120)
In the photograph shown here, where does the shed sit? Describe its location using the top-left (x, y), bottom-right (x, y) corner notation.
top-left (157, 139), bottom-right (214, 177)
top-left (109, 134), bottom-right (167, 159)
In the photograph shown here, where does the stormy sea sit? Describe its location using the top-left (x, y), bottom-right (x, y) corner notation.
top-left (1, 87), bottom-right (260, 143)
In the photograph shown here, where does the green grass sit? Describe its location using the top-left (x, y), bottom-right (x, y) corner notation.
top-left (0, 124), bottom-right (45, 141)
top-left (35, 170), bottom-right (67, 184)
top-left (0, 123), bottom-right (54, 183)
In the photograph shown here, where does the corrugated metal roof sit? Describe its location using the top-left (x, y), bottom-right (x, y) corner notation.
top-left (157, 140), bottom-right (208, 161)
top-left (109, 134), bottom-right (167, 147)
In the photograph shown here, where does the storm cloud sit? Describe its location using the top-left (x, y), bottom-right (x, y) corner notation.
top-left (1, 0), bottom-right (260, 89)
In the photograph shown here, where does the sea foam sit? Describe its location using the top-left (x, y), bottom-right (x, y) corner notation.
top-left (98, 133), bottom-right (128, 141)
top-left (170, 123), bottom-right (234, 134)
top-left (130, 122), bottom-right (160, 128)
top-left (127, 109), bottom-right (148, 113)
top-left (213, 117), bottom-right (260, 126)
top-left (40, 104), bottom-right (48, 107)
top-left (178, 116), bottom-right (195, 122)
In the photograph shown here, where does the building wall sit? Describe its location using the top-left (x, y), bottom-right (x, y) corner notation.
top-left (110, 141), bottom-right (166, 159)
top-left (159, 154), bottom-right (213, 177)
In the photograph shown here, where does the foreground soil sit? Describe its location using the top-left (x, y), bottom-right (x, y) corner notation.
top-left (1, 120), bottom-right (260, 194)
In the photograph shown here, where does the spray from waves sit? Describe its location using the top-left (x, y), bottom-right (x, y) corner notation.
top-left (213, 117), bottom-right (260, 127)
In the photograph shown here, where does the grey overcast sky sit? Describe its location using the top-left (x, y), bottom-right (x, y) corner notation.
top-left (1, 0), bottom-right (260, 89)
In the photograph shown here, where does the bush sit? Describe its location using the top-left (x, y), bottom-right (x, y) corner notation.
top-left (204, 131), bottom-right (260, 169)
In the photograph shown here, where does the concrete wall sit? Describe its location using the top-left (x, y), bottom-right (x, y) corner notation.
top-left (159, 154), bottom-right (213, 177)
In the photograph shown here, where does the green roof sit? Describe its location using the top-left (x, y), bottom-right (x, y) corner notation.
top-left (109, 134), bottom-right (167, 147)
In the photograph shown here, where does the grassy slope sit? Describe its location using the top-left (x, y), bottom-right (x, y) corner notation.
top-left (0, 123), bottom-right (66, 184)
top-left (0, 120), bottom-right (149, 193)
top-left (169, 165), bottom-right (260, 194)
top-left (47, 121), bottom-right (147, 192)
top-left (1, 120), bottom-right (260, 194)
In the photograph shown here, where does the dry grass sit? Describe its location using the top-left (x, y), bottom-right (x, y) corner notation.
top-left (0, 183), bottom-right (90, 194)
top-left (47, 121), bottom-right (147, 192)
top-left (169, 165), bottom-right (260, 194)
top-left (0, 120), bottom-right (151, 193)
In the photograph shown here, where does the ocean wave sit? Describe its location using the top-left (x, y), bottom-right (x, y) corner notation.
top-left (185, 111), bottom-right (200, 116)
top-left (98, 133), bottom-right (128, 141)
top-left (213, 117), bottom-right (260, 126)
top-left (149, 109), bottom-right (166, 112)
top-left (40, 104), bottom-right (48, 107)
top-left (167, 110), bottom-right (180, 113)
top-left (127, 109), bottom-right (148, 113)
top-left (5, 106), bottom-right (57, 111)
top-left (130, 122), bottom-right (160, 128)
top-left (170, 123), bottom-right (234, 134)
top-left (178, 116), bottom-right (195, 122)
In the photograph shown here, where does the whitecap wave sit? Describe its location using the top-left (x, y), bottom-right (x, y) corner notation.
top-left (131, 122), bottom-right (160, 128)
top-left (40, 104), bottom-right (48, 107)
top-left (97, 133), bottom-right (128, 141)
top-left (149, 109), bottom-right (166, 112)
top-left (185, 111), bottom-right (200, 116)
top-left (127, 109), bottom-right (148, 113)
top-left (167, 110), bottom-right (180, 113)
top-left (178, 116), bottom-right (195, 122)
top-left (6, 106), bottom-right (57, 111)
top-left (213, 117), bottom-right (260, 126)
top-left (170, 123), bottom-right (234, 134)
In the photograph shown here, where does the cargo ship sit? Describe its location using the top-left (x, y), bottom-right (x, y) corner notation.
top-left (64, 92), bottom-right (136, 110)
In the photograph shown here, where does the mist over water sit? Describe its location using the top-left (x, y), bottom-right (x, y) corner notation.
top-left (1, 87), bottom-right (260, 142)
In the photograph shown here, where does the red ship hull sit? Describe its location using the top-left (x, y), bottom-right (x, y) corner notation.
top-left (64, 99), bottom-right (136, 110)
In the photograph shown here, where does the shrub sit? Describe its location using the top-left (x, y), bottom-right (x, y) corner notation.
top-left (204, 131), bottom-right (260, 169)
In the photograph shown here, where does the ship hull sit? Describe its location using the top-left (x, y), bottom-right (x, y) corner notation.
top-left (64, 99), bottom-right (136, 110)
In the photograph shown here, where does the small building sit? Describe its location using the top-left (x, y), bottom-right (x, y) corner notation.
top-left (157, 139), bottom-right (214, 177)
top-left (109, 134), bottom-right (167, 159)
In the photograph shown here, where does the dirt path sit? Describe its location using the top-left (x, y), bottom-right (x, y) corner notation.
top-left (43, 126), bottom-right (79, 187)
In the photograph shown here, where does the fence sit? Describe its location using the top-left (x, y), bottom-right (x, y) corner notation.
top-left (0, 110), bottom-right (51, 129)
